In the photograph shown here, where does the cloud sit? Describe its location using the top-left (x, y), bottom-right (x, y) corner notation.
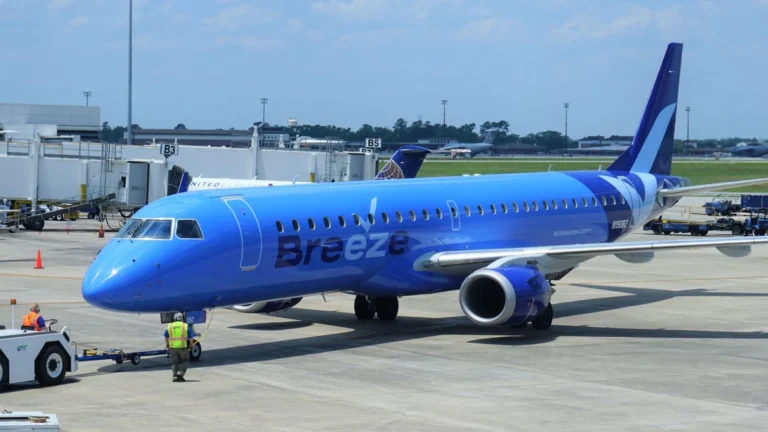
top-left (69, 15), bottom-right (88, 28)
top-left (202, 4), bottom-right (276, 31)
top-left (311, 0), bottom-right (389, 20)
top-left (456, 17), bottom-right (521, 42)
top-left (215, 35), bottom-right (281, 51)
top-left (48, 0), bottom-right (72, 13)
top-left (552, 6), bottom-right (682, 42)
top-left (312, 0), bottom-right (459, 20)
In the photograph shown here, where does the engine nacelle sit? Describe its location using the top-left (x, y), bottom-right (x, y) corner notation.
top-left (459, 266), bottom-right (551, 326)
top-left (231, 297), bottom-right (303, 314)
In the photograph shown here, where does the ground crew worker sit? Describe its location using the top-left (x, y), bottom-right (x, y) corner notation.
top-left (164, 312), bottom-right (194, 382)
top-left (21, 303), bottom-right (46, 331)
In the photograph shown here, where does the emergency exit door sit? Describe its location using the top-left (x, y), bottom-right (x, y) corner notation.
top-left (222, 196), bottom-right (262, 271)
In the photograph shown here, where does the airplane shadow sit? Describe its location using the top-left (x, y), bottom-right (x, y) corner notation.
top-left (91, 283), bottom-right (768, 375)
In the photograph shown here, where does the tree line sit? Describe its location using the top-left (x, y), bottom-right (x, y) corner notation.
top-left (100, 120), bottom-right (759, 152)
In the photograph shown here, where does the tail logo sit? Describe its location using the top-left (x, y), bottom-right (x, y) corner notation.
top-left (630, 103), bottom-right (677, 173)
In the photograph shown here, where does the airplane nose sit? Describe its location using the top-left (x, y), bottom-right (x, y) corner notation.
top-left (81, 261), bottom-right (131, 312)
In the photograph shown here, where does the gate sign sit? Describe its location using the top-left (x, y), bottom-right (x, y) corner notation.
top-left (359, 147), bottom-right (375, 154)
top-left (365, 138), bottom-right (381, 148)
top-left (161, 143), bottom-right (178, 157)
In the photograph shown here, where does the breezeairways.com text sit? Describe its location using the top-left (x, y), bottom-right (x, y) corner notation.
top-left (553, 228), bottom-right (592, 237)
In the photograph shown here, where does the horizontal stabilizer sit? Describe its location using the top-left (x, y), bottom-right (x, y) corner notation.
top-left (659, 177), bottom-right (768, 197)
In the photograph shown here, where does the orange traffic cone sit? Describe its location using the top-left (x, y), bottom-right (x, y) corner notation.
top-left (34, 249), bottom-right (43, 270)
top-left (98, 224), bottom-right (104, 238)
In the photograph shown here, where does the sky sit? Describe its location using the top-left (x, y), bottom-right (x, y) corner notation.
top-left (0, 0), bottom-right (766, 140)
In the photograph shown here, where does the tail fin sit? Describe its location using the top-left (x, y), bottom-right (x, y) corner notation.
top-left (375, 145), bottom-right (431, 180)
top-left (607, 42), bottom-right (682, 176)
top-left (168, 165), bottom-right (192, 195)
top-left (482, 128), bottom-right (498, 144)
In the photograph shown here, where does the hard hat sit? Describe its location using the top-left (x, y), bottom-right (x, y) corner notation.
top-left (174, 312), bottom-right (184, 321)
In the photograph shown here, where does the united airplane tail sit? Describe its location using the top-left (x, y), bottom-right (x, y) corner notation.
top-left (607, 42), bottom-right (682, 177)
top-left (375, 145), bottom-right (431, 180)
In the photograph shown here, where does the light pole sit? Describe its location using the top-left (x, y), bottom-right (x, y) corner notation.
top-left (127, 0), bottom-right (133, 145)
top-left (441, 99), bottom-right (447, 136)
top-left (260, 97), bottom-right (268, 125)
top-left (83, 91), bottom-right (91, 106)
top-left (685, 106), bottom-right (690, 148)
top-left (564, 102), bottom-right (569, 153)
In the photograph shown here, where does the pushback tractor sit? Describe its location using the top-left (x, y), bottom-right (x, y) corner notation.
top-left (0, 320), bottom-right (78, 392)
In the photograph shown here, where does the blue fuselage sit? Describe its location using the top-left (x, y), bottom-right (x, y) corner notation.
top-left (81, 170), bottom-right (688, 313)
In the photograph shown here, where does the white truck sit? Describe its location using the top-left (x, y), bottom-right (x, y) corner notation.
top-left (0, 320), bottom-right (78, 392)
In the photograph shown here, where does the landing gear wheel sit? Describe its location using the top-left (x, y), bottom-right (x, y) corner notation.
top-left (189, 341), bottom-right (202, 362)
top-left (354, 295), bottom-right (375, 320)
top-left (35, 345), bottom-right (67, 386)
top-left (130, 354), bottom-right (141, 365)
top-left (376, 296), bottom-right (399, 321)
top-left (532, 303), bottom-right (553, 330)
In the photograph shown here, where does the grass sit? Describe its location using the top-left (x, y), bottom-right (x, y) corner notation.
top-left (407, 160), bottom-right (768, 193)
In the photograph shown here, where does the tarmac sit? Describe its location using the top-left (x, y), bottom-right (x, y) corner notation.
top-left (1, 214), bottom-right (768, 431)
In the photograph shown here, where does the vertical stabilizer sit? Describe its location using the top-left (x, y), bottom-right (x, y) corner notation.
top-left (607, 42), bottom-right (683, 176)
top-left (375, 145), bottom-right (431, 180)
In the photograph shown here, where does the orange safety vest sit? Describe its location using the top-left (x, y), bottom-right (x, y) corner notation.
top-left (22, 312), bottom-right (42, 331)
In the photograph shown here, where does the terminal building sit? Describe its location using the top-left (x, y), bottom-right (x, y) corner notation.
top-left (0, 103), bottom-right (101, 142)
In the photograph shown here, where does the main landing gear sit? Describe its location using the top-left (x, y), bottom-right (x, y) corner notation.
top-left (354, 295), bottom-right (399, 321)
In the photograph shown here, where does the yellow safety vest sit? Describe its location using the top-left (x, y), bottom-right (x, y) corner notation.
top-left (167, 322), bottom-right (188, 348)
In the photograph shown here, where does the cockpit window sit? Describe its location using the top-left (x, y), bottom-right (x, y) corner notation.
top-left (117, 219), bottom-right (172, 239)
top-left (176, 219), bottom-right (203, 239)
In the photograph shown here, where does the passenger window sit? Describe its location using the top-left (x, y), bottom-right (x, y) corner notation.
top-left (323, 216), bottom-right (331, 229)
top-left (572, 198), bottom-right (578, 208)
top-left (409, 210), bottom-right (416, 221)
top-left (477, 205), bottom-right (484, 215)
top-left (381, 212), bottom-right (389, 223)
top-left (130, 219), bottom-right (172, 239)
top-left (176, 219), bottom-right (203, 239)
top-left (276, 220), bottom-right (284, 233)
top-left (601, 196), bottom-right (607, 206)
top-left (561, 199), bottom-right (567, 209)
top-left (532, 201), bottom-right (539, 211)
top-left (611, 195), bottom-right (616, 205)
top-left (308, 218), bottom-right (316, 230)
top-left (422, 209), bottom-right (429, 220)
top-left (338, 216), bottom-right (347, 227)
top-left (352, 214), bottom-right (361, 226)
top-left (513, 202), bottom-right (519, 213)
top-left (367, 213), bottom-right (375, 224)
top-left (620, 195), bottom-right (625, 204)
top-left (501, 203), bottom-right (508, 213)
top-left (489, 204), bottom-right (496, 214)
top-left (551, 199), bottom-right (557, 210)
top-left (523, 202), bottom-right (529, 212)
top-left (450, 206), bottom-right (458, 218)
top-left (436, 208), bottom-right (442, 219)
top-left (592, 197), bottom-right (598, 206)
top-left (292, 220), bottom-right (300, 231)
top-left (395, 211), bottom-right (403, 222)
top-left (583, 197), bottom-right (588, 207)
top-left (542, 200), bottom-right (548, 210)
top-left (464, 205), bottom-right (471, 216)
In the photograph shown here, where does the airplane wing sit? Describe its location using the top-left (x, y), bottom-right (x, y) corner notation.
top-left (415, 236), bottom-right (768, 275)
top-left (659, 177), bottom-right (768, 197)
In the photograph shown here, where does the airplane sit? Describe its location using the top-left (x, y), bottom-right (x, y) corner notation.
top-left (727, 142), bottom-right (768, 157)
top-left (82, 43), bottom-right (768, 341)
top-left (433, 129), bottom-right (497, 158)
top-left (172, 145), bottom-right (431, 193)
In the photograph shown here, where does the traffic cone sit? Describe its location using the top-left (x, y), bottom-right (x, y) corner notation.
top-left (34, 249), bottom-right (43, 270)
top-left (98, 224), bottom-right (104, 238)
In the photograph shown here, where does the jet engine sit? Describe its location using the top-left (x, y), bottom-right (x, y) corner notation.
top-left (231, 297), bottom-right (303, 314)
top-left (458, 266), bottom-right (552, 327)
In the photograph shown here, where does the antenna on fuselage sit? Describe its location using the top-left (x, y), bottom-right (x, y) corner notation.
top-left (598, 164), bottom-right (603, 170)
top-left (292, 175), bottom-right (299, 185)
top-left (548, 164), bottom-right (552, 172)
